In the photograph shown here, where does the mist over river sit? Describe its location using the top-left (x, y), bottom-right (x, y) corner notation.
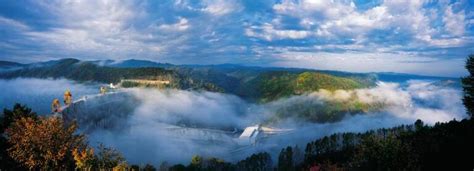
top-left (0, 78), bottom-right (467, 165)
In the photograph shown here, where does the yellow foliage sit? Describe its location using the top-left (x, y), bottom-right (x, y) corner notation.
top-left (73, 147), bottom-right (95, 169)
top-left (5, 116), bottom-right (84, 170)
top-left (113, 162), bottom-right (128, 171)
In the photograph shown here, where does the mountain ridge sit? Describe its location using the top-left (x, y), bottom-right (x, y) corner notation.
top-left (0, 58), bottom-right (382, 102)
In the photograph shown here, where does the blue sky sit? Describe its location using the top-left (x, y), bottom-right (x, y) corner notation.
top-left (0, 0), bottom-right (473, 77)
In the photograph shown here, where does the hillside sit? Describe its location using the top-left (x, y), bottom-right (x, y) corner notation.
top-left (92, 59), bottom-right (173, 68)
top-left (0, 59), bottom-right (222, 92)
top-left (250, 71), bottom-right (370, 102)
top-left (0, 58), bottom-right (376, 102)
top-left (0, 61), bottom-right (25, 69)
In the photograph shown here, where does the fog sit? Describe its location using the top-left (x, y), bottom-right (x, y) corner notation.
top-left (0, 78), bottom-right (99, 114)
top-left (0, 78), bottom-right (467, 165)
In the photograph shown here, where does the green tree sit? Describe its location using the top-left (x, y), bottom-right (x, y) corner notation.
top-left (278, 146), bottom-right (294, 171)
top-left (2, 103), bottom-right (37, 132)
top-left (144, 163), bottom-right (157, 171)
top-left (236, 152), bottom-right (272, 171)
top-left (462, 54), bottom-right (474, 117)
top-left (189, 155), bottom-right (203, 170)
top-left (96, 144), bottom-right (126, 170)
top-left (169, 164), bottom-right (186, 171)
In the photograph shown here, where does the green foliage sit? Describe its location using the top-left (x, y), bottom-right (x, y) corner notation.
top-left (269, 95), bottom-right (385, 123)
top-left (169, 164), bottom-right (186, 171)
top-left (236, 152), bottom-right (272, 171)
top-left (256, 71), bottom-right (369, 102)
top-left (120, 81), bottom-right (141, 88)
top-left (462, 54), bottom-right (474, 117)
top-left (143, 163), bottom-right (157, 171)
top-left (130, 164), bottom-right (140, 171)
top-left (186, 155), bottom-right (234, 171)
top-left (0, 60), bottom-right (375, 101)
top-left (302, 119), bottom-right (474, 170)
top-left (0, 59), bottom-right (224, 92)
top-left (189, 155), bottom-right (203, 170)
top-left (278, 147), bottom-right (294, 171)
top-left (2, 103), bottom-right (38, 132)
top-left (0, 59), bottom-right (174, 84)
top-left (96, 144), bottom-right (127, 170)
top-left (295, 72), bottom-right (364, 92)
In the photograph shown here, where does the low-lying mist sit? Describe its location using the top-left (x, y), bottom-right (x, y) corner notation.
top-left (0, 78), bottom-right (98, 114)
top-left (0, 78), bottom-right (467, 165)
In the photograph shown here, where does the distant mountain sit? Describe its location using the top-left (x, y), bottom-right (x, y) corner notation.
top-left (429, 79), bottom-right (462, 88)
top-left (0, 61), bottom-right (25, 68)
top-left (93, 59), bottom-right (174, 68)
top-left (372, 72), bottom-right (455, 83)
top-left (0, 58), bottom-right (375, 102)
top-left (1, 58), bottom-right (459, 102)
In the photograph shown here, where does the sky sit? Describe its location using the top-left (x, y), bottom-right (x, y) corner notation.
top-left (0, 0), bottom-right (473, 77)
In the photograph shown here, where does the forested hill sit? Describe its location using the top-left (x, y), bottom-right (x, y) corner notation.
top-left (0, 58), bottom-right (376, 101)
top-left (0, 61), bottom-right (25, 69)
top-left (0, 58), bottom-right (223, 92)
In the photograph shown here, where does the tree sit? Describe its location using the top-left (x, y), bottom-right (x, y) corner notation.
top-left (236, 152), bottom-right (272, 171)
top-left (72, 147), bottom-right (96, 170)
top-left (189, 155), bottom-right (202, 170)
top-left (414, 119), bottom-right (424, 131)
top-left (293, 145), bottom-right (304, 166)
top-left (169, 164), bottom-right (186, 171)
top-left (159, 162), bottom-right (170, 171)
top-left (462, 54), bottom-right (474, 117)
top-left (130, 164), bottom-right (140, 171)
top-left (143, 163), bottom-right (157, 171)
top-left (1, 104), bottom-right (37, 170)
top-left (1, 103), bottom-right (37, 133)
top-left (113, 162), bottom-right (128, 171)
top-left (96, 144), bottom-right (127, 170)
top-left (278, 146), bottom-right (294, 171)
top-left (6, 116), bottom-right (84, 170)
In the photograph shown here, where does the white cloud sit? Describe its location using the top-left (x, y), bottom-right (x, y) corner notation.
top-left (258, 0), bottom-right (470, 49)
top-left (157, 17), bottom-right (190, 32)
top-left (270, 51), bottom-right (466, 77)
top-left (0, 0), bottom-right (472, 77)
top-left (245, 23), bottom-right (313, 41)
top-left (12, 0), bottom-right (174, 59)
top-left (443, 4), bottom-right (466, 36)
top-left (201, 0), bottom-right (241, 16)
top-left (0, 16), bottom-right (30, 30)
